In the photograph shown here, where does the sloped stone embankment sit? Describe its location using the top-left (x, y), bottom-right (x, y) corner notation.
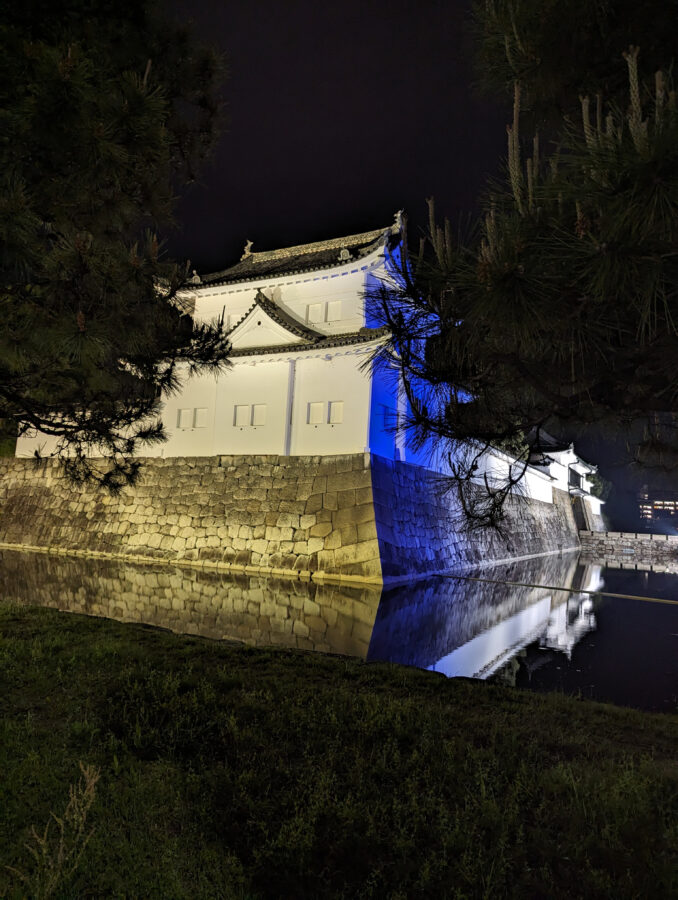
top-left (0, 453), bottom-right (581, 583)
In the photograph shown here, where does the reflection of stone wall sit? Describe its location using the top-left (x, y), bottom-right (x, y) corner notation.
top-left (579, 531), bottom-right (678, 573)
top-left (0, 454), bottom-right (581, 583)
top-left (369, 552), bottom-right (581, 668)
top-left (0, 549), bottom-right (380, 658)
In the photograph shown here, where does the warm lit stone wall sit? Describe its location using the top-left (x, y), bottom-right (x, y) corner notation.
top-left (0, 453), bottom-right (581, 583)
top-left (579, 530), bottom-right (678, 573)
top-left (0, 454), bottom-right (382, 580)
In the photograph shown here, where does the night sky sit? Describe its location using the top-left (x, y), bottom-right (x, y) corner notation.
top-left (164, 0), bottom-right (507, 274)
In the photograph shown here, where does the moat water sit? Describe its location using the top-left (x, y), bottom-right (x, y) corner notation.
top-left (2, 548), bottom-right (678, 713)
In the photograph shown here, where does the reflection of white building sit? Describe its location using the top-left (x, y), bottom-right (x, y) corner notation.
top-left (541, 595), bottom-right (596, 657)
top-left (541, 563), bottom-right (602, 657)
top-left (429, 563), bottom-right (602, 679)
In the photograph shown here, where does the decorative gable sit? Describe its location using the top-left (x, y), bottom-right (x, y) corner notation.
top-left (228, 290), bottom-right (321, 350)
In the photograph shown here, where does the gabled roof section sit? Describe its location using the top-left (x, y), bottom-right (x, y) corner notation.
top-left (199, 215), bottom-right (402, 287)
top-left (528, 429), bottom-right (573, 457)
top-left (225, 290), bottom-right (389, 356)
top-left (228, 290), bottom-right (323, 350)
top-left (527, 429), bottom-right (596, 473)
top-left (252, 290), bottom-right (322, 339)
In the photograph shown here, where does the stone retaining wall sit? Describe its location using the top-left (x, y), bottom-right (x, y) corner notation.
top-left (0, 454), bottom-right (382, 581)
top-left (579, 530), bottom-right (678, 573)
top-left (372, 457), bottom-right (580, 580)
top-left (0, 454), bottom-right (582, 583)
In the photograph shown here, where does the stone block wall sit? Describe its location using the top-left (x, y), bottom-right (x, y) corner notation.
top-left (0, 454), bottom-right (382, 581)
top-left (579, 530), bottom-right (678, 573)
top-left (371, 457), bottom-right (581, 580)
top-left (0, 453), bottom-right (582, 583)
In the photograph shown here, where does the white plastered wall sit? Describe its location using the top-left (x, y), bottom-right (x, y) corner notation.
top-left (472, 449), bottom-right (555, 504)
top-left (213, 359), bottom-right (290, 456)
top-left (153, 365), bottom-right (217, 457)
top-left (15, 430), bottom-right (59, 458)
top-left (289, 352), bottom-right (373, 456)
top-left (160, 347), bottom-right (376, 459)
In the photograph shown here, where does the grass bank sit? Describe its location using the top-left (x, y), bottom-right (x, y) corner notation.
top-left (1, 601), bottom-right (677, 899)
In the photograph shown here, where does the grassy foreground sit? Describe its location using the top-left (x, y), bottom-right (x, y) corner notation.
top-left (1, 602), bottom-right (678, 899)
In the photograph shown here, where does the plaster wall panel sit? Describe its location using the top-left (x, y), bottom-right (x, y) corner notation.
top-left (213, 360), bottom-right (289, 455)
top-left (472, 450), bottom-right (554, 505)
top-left (275, 271), bottom-right (367, 333)
top-left (290, 354), bottom-right (372, 455)
top-left (194, 286), bottom-right (260, 327)
top-left (15, 431), bottom-right (60, 458)
top-left (161, 369), bottom-right (218, 457)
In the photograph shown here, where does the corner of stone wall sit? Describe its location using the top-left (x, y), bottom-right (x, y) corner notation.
top-left (0, 453), bottom-right (582, 583)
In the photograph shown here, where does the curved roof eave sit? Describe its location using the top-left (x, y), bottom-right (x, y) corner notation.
top-left (228, 326), bottom-right (391, 358)
top-left (187, 221), bottom-right (401, 291)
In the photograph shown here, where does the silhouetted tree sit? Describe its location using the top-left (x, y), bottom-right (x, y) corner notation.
top-left (470, 0), bottom-right (677, 131)
top-left (371, 43), bottom-right (678, 526)
top-left (0, 0), bottom-right (230, 489)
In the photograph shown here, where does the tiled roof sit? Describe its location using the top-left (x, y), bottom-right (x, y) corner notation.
top-left (199, 222), bottom-right (400, 287)
top-left (229, 325), bottom-right (390, 358)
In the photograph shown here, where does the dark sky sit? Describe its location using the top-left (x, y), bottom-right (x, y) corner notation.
top-left (164, 0), bottom-right (507, 274)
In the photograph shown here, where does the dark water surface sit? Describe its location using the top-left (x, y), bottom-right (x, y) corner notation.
top-left (2, 548), bottom-right (678, 713)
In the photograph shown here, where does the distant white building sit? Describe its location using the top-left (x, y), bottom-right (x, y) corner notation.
top-left (15, 216), bottom-right (603, 526)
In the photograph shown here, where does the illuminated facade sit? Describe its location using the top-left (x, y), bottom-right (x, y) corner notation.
top-left (638, 489), bottom-right (678, 523)
top-left (18, 218), bottom-right (405, 462)
top-left (15, 216), bottom-right (603, 524)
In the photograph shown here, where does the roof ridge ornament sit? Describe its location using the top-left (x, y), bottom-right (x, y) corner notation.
top-left (241, 239), bottom-right (254, 260)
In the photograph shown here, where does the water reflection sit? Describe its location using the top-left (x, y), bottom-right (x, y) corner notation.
top-left (0, 550), bottom-right (381, 659)
top-left (504, 568), bottom-right (678, 712)
top-left (368, 552), bottom-right (600, 677)
top-left (0, 548), bottom-right (597, 674)
top-left (3, 548), bottom-right (677, 710)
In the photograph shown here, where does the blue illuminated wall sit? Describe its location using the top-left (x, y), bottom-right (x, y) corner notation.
top-left (368, 360), bottom-right (397, 459)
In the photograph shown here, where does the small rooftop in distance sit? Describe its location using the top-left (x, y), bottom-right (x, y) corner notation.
top-left (197, 214), bottom-right (403, 287)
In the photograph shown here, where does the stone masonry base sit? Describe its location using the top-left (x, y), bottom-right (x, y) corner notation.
top-left (579, 530), bottom-right (678, 573)
top-left (0, 454), bottom-right (582, 584)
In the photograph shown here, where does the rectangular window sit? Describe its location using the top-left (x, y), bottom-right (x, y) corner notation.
top-left (308, 401), bottom-right (324, 425)
top-left (234, 404), bottom-right (250, 427)
top-left (177, 408), bottom-right (193, 429)
top-left (328, 400), bottom-right (344, 424)
top-left (326, 300), bottom-right (342, 322)
top-left (193, 407), bottom-right (209, 428)
top-left (252, 404), bottom-right (267, 426)
top-left (381, 405), bottom-right (397, 429)
top-left (306, 302), bottom-right (323, 324)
